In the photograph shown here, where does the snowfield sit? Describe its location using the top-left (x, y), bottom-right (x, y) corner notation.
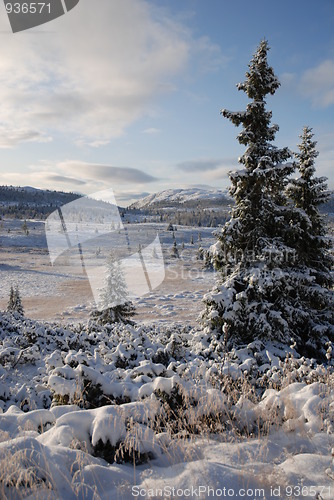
top-left (0, 219), bottom-right (333, 499)
top-left (0, 312), bottom-right (333, 499)
top-left (0, 220), bottom-right (216, 324)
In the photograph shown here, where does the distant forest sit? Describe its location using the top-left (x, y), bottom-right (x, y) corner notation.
top-left (0, 186), bottom-right (80, 219)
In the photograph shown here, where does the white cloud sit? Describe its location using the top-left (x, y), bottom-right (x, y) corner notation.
top-left (56, 160), bottom-right (158, 183)
top-left (142, 128), bottom-right (161, 135)
top-left (209, 168), bottom-right (232, 181)
top-left (0, 0), bottom-right (222, 147)
top-left (177, 157), bottom-right (235, 173)
top-left (280, 72), bottom-right (296, 86)
top-left (0, 158), bottom-right (158, 196)
top-left (0, 127), bottom-right (52, 148)
top-left (300, 59), bottom-right (334, 107)
top-left (192, 36), bottom-right (230, 74)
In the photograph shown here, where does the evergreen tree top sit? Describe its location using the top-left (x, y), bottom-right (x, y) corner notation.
top-left (289, 126), bottom-right (331, 222)
top-left (295, 126), bottom-right (319, 179)
top-left (237, 40), bottom-right (280, 100)
top-left (220, 40), bottom-right (290, 172)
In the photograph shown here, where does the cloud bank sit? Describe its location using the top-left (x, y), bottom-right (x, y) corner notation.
top-left (0, 0), bottom-right (222, 148)
top-left (0, 160), bottom-right (158, 194)
top-left (300, 59), bottom-right (334, 108)
top-left (177, 158), bottom-right (234, 172)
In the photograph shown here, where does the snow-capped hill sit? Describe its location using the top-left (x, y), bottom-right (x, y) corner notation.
top-left (131, 188), bottom-right (229, 209)
top-left (22, 186), bottom-right (41, 192)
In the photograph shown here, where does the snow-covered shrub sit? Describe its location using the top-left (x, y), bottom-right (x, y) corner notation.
top-left (90, 302), bottom-right (136, 326)
top-left (0, 309), bottom-right (333, 441)
top-left (92, 422), bottom-right (157, 465)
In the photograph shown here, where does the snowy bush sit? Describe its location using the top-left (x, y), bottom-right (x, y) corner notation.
top-left (0, 307), bottom-right (332, 497)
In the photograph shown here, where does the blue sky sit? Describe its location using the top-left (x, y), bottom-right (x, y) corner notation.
top-left (0, 0), bottom-right (333, 205)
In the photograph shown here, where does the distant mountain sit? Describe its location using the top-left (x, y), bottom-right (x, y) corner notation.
top-left (130, 188), bottom-right (230, 210)
top-left (128, 186), bottom-right (334, 228)
top-left (22, 186), bottom-right (40, 192)
top-left (0, 185), bottom-right (81, 219)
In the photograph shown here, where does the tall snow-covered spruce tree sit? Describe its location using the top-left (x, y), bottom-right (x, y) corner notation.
top-left (201, 40), bottom-right (333, 358)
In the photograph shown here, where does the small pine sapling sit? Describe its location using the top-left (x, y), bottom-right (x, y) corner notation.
top-left (7, 286), bottom-right (24, 316)
top-left (170, 240), bottom-right (179, 258)
top-left (90, 250), bottom-right (135, 325)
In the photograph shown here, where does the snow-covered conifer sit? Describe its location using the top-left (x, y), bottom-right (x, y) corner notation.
top-left (285, 127), bottom-right (334, 343)
top-left (14, 287), bottom-right (24, 316)
top-left (201, 41), bottom-right (333, 358)
top-left (288, 127), bottom-right (333, 285)
top-left (91, 250), bottom-right (135, 325)
top-left (7, 286), bottom-right (24, 316)
top-left (7, 286), bottom-right (15, 312)
top-left (170, 240), bottom-right (179, 258)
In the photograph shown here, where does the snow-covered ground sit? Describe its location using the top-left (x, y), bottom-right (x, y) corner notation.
top-left (0, 313), bottom-right (333, 499)
top-left (0, 219), bottom-right (215, 324)
top-left (0, 218), bottom-right (333, 499)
